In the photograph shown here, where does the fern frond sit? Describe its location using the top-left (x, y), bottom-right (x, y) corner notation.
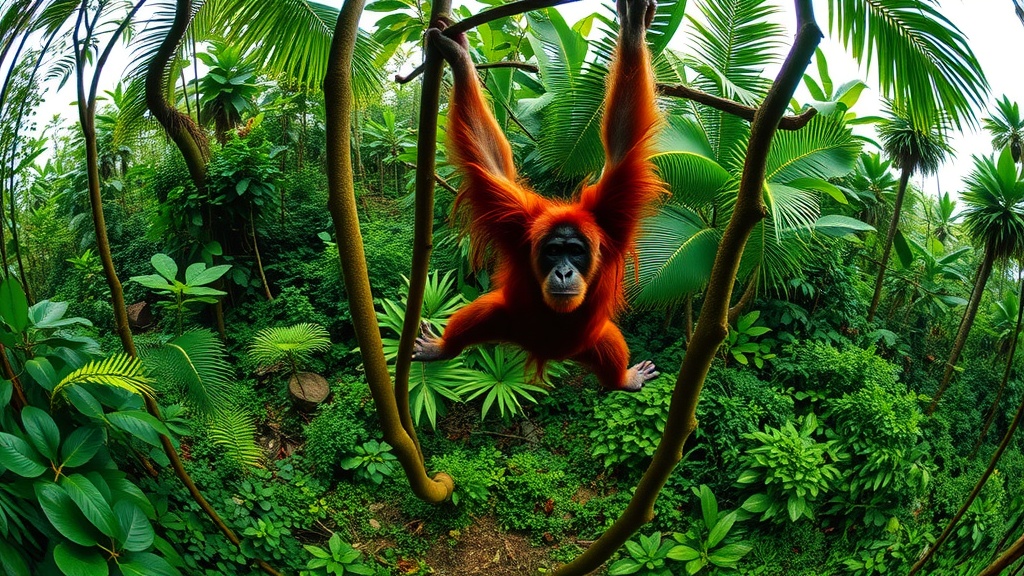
top-left (52, 354), bottom-right (154, 402)
top-left (143, 329), bottom-right (233, 417)
top-left (207, 408), bottom-right (263, 468)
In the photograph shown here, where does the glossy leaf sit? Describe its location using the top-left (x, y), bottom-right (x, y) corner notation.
top-left (21, 406), bottom-right (60, 461)
top-left (53, 543), bottom-right (108, 576)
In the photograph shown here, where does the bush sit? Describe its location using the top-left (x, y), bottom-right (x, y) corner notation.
top-left (495, 450), bottom-right (583, 541)
top-left (303, 382), bottom-right (373, 479)
top-left (589, 375), bottom-right (673, 470)
top-left (776, 341), bottom-right (902, 397)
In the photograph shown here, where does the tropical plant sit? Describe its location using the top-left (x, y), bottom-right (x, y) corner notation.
top-left (724, 310), bottom-right (775, 368)
top-left (867, 99), bottom-right (952, 322)
top-left (248, 322), bottom-right (332, 379)
top-left (932, 148), bottom-right (1024, 413)
top-left (608, 532), bottom-right (675, 576)
top-left (666, 485), bottom-right (753, 575)
top-left (738, 414), bottom-right (840, 523)
top-left (339, 439), bottom-right (398, 485)
top-left (130, 253), bottom-right (231, 335)
top-left (460, 346), bottom-right (553, 420)
top-left (196, 41), bottom-right (261, 143)
top-left (984, 95), bottom-right (1024, 163)
top-left (301, 533), bottom-right (374, 576)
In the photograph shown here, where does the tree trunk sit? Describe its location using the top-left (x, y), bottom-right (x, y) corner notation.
top-left (324, 0), bottom-right (452, 503)
top-left (973, 272), bottom-right (1024, 456)
top-left (930, 247), bottom-right (996, 414)
top-left (867, 166), bottom-right (912, 322)
top-left (144, 0), bottom-right (209, 191)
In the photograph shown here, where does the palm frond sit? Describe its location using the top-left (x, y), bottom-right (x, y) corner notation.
top-left (527, 10), bottom-right (608, 178)
top-left (208, 0), bottom-right (383, 99)
top-left (143, 329), bottom-right (233, 417)
top-left (628, 205), bottom-right (721, 308)
top-left (961, 150), bottom-right (1024, 261)
top-left (686, 0), bottom-right (783, 99)
top-left (207, 408), bottom-right (263, 467)
top-left (53, 354), bottom-right (154, 401)
top-left (827, 0), bottom-right (988, 129)
top-left (766, 114), bottom-right (861, 183)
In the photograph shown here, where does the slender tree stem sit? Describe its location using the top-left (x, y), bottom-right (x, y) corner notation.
top-left (325, 0), bottom-right (453, 503)
top-left (553, 2), bottom-right (821, 574)
top-left (973, 271), bottom-right (1024, 456)
top-left (867, 166), bottom-right (911, 322)
top-left (393, 1), bottom-right (453, 460)
top-left (912, 384), bottom-right (1024, 574)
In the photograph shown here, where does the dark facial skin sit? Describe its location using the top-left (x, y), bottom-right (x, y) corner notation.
top-left (539, 225), bottom-right (591, 309)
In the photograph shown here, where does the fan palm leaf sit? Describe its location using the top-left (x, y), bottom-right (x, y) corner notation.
top-left (983, 95), bottom-right (1024, 163)
top-left (52, 354), bottom-right (154, 402)
top-left (143, 329), bottom-right (233, 417)
top-left (827, 0), bottom-right (987, 129)
top-left (249, 323), bottom-right (332, 369)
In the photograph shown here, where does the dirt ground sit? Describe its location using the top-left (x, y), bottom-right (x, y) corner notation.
top-left (423, 515), bottom-right (555, 575)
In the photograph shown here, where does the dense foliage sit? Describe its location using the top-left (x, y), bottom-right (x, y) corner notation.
top-left (1, 0), bottom-right (1022, 575)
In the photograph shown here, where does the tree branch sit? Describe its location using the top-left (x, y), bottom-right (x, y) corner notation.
top-left (658, 83), bottom-right (818, 130)
top-left (395, 0), bottom-right (580, 84)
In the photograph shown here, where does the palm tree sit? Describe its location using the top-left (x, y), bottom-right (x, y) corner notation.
top-left (983, 95), bottom-right (1024, 163)
top-left (866, 100), bottom-right (951, 322)
top-left (930, 148), bottom-right (1024, 414)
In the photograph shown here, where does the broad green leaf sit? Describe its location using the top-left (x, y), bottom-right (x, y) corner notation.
top-left (107, 411), bottom-right (169, 448)
top-left (117, 552), bottom-right (181, 576)
top-left (0, 538), bottom-right (29, 576)
top-left (115, 501), bottom-right (154, 552)
top-left (666, 544), bottom-right (700, 561)
top-left (0, 432), bottom-right (47, 477)
top-left (607, 558), bottom-right (643, 575)
top-left (0, 278), bottom-right (29, 332)
top-left (35, 482), bottom-right (101, 547)
top-left (185, 264), bottom-right (231, 286)
top-left (699, 484), bottom-right (718, 529)
top-left (61, 473), bottom-right (118, 537)
top-left (741, 493), bottom-right (770, 513)
top-left (61, 427), bottom-right (105, 468)
top-left (22, 406), bottom-right (60, 461)
top-left (708, 511), bottom-right (737, 548)
top-left (893, 229), bottom-right (913, 269)
top-left (53, 543), bottom-right (108, 576)
top-left (150, 254), bottom-right (178, 282)
top-left (709, 543), bottom-right (753, 566)
top-left (813, 214), bottom-right (875, 237)
top-left (0, 380), bottom-right (11, 409)
top-left (130, 275), bottom-right (174, 291)
top-left (25, 358), bottom-right (58, 391)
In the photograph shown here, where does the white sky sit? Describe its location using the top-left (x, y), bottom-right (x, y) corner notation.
top-left (26, 0), bottom-right (1024, 200)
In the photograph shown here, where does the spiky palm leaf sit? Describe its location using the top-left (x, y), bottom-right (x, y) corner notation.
top-left (202, 0), bottom-right (383, 99)
top-left (52, 354), bottom-right (154, 401)
top-left (827, 0), bottom-right (987, 129)
top-left (984, 95), bottom-right (1024, 163)
top-left (961, 150), bottom-right (1024, 261)
top-left (459, 346), bottom-right (550, 421)
top-left (207, 408), bottom-right (263, 467)
top-left (248, 323), bottom-right (332, 370)
top-left (143, 329), bottom-right (233, 417)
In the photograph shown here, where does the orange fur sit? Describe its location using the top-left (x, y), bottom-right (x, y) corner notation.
top-left (436, 31), bottom-right (666, 390)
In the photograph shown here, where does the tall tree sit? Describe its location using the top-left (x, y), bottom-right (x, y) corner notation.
top-left (867, 100), bottom-right (950, 322)
top-left (983, 95), bottom-right (1024, 163)
top-left (930, 149), bottom-right (1024, 414)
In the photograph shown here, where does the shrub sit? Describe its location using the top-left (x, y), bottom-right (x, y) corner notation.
top-left (775, 341), bottom-right (903, 397)
top-left (303, 382), bottom-right (373, 479)
top-left (495, 450), bottom-right (583, 541)
top-left (589, 375), bottom-right (673, 470)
